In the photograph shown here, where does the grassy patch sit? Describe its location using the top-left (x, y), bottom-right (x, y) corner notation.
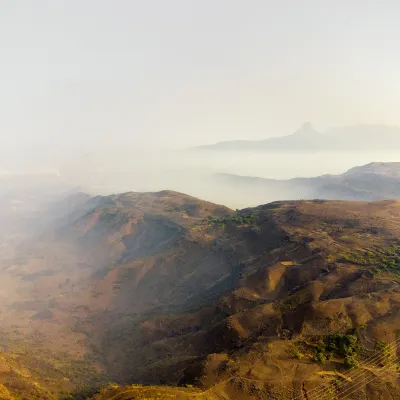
top-left (339, 242), bottom-right (400, 276)
top-left (0, 329), bottom-right (106, 400)
top-left (376, 340), bottom-right (394, 366)
top-left (207, 212), bottom-right (258, 228)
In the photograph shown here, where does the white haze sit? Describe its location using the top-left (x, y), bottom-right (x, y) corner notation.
top-left (51, 148), bottom-right (398, 209)
top-left (1, 1), bottom-right (400, 208)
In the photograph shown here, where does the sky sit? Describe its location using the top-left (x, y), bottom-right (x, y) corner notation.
top-left (1, 0), bottom-right (400, 167)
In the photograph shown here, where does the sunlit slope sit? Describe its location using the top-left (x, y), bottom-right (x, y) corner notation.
top-left (93, 199), bottom-right (400, 399)
top-left (88, 383), bottom-right (212, 400)
top-left (4, 193), bottom-right (400, 399)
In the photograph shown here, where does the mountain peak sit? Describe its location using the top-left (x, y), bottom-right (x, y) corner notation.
top-left (301, 121), bottom-right (314, 130)
top-left (294, 122), bottom-right (318, 136)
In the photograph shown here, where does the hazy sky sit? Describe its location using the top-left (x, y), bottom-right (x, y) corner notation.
top-left (1, 0), bottom-right (400, 156)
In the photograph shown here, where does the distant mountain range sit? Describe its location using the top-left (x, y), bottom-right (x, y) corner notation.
top-left (214, 162), bottom-right (400, 204)
top-left (195, 123), bottom-right (400, 151)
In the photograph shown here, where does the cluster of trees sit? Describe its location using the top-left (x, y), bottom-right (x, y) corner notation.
top-left (207, 212), bottom-right (258, 228)
top-left (340, 243), bottom-right (400, 275)
top-left (312, 332), bottom-right (361, 368)
top-left (165, 205), bottom-right (185, 213)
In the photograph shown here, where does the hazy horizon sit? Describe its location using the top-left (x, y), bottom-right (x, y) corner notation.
top-left (2, 3), bottom-right (400, 146)
top-left (1, 1), bottom-right (400, 206)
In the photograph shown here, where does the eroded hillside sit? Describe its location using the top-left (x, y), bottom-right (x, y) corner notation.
top-left (88, 199), bottom-right (400, 399)
top-left (1, 192), bottom-right (400, 399)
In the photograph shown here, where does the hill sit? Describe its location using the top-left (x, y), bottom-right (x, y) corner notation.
top-left (0, 190), bottom-right (235, 397)
top-left (214, 162), bottom-right (400, 205)
top-left (194, 123), bottom-right (400, 152)
top-left (2, 191), bottom-right (400, 398)
top-left (83, 199), bottom-right (400, 399)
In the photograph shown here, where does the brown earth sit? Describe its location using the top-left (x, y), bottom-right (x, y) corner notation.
top-left (1, 192), bottom-right (400, 399)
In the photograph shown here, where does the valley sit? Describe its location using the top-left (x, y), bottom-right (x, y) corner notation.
top-left (0, 181), bottom-right (399, 398)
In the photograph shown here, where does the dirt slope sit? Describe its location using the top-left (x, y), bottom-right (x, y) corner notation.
top-left (2, 193), bottom-right (400, 399)
top-left (88, 199), bottom-right (400, 399)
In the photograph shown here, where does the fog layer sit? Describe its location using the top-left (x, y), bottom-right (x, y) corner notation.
top-left (51, 148), bottom-right (399, 208)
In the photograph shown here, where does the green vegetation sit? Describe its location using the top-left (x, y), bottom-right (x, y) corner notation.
top-left (344, 355), bottom-right (360, 369)
top-left (207, 212), bottom-right (258, 228)
top-left (0, 329), bottom-right (105, 400)
top-left (339, 242), bottom-right (400, 275)
top-left (164, 203), bottom-right (197, 215)
top-left (311, 332), bottom-right (360, 368)
top-left (376, 340), bottom-right (393, 366)
top-left (312, 349), bottom-right (327, 364)
top-left (165, 204), bottom-right (186, 213)
top-left (289, 345), bottom-right (304, 360)
top-left (98, 210), bottom-right (127, 230)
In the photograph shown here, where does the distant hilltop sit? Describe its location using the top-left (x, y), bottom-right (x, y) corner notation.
top-left (193, 123), bottom-right (400, 151)
top-left (214, 161), bottom-right (400, 204)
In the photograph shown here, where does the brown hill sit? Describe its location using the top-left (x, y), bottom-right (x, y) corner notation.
top-left (2, 192), bottom-right (400, 399)
top-left (87, 199), bottom-right (400, 399)
top-left (0, 191), bottom-right (234, 397)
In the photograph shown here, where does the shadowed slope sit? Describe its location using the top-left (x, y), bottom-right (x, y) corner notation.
top-left (92, 199), bottom-right (400, 399)
top-left (2, 192), bottom-right (400, 399)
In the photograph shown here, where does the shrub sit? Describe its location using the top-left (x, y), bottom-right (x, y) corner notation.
top-left (376, 340), bottom-right (393, 365)
top-left (344, 355), bottom-right (360, 369)
top-left (340, 243), bottom-right (400, 275)
top-left (312, 350), bottom-right (327, 364)
top-left (207, 212), bottom-right (258, 228)
top-left (310, 332), bottom-right (360, 367)
top-left (326, 333), bottom-right (359, 357)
